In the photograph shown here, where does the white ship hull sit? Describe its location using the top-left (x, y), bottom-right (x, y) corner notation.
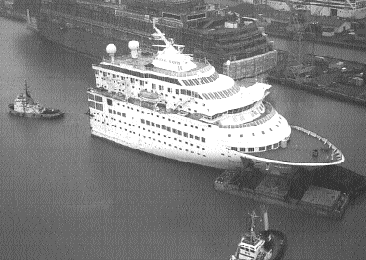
top-left (88, 94), bottom-right (344, 170)
top-left (90, 120), bottom-right (242, 170)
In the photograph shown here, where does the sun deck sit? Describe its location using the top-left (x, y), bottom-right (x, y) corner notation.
top-left (102, 54), bottom-right (213, 78)
top-left (242, 126), bottom-right (344, 166)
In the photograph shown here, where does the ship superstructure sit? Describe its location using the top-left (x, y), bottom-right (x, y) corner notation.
top-left (87, 22), bottom-right (344, 169)
top-left (37, 0), bottom-right (277, 80)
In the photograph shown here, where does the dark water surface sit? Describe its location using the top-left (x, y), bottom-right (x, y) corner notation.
top-left (1, 18), bottom-right (366, 260)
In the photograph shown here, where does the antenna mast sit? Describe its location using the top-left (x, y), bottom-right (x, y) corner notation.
top-left (248, 210), bottom-right (260, 242)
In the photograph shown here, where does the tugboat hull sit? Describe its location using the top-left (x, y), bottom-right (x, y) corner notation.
top-left (8, 104), bottom-right (64, 119)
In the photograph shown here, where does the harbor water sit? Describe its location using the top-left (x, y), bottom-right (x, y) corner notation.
top-left (1, 17), bottom-right (366, 260)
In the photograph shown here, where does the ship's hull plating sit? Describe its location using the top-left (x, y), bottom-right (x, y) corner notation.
top-left (9, 110), bottom-right (64, 119)
top-left (88, 93), bottom-right (344, 170)
top-left (90, 128), bottom-right (240, 169)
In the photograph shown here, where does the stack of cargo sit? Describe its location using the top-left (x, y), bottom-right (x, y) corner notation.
top-left (255, 175), bottom-right (290, 201)
top-left (299, 186), bottom-right (341, 215)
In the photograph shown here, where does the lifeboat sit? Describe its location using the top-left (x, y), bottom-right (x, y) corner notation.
top-left (140, 90), bottom-right (159, 101)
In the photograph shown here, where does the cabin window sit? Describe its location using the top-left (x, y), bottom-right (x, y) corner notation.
top-left (95, 103), bottom-right (103, 111)
top-left (231, 147), bottom-right (237, 151)
top-left (88, 101), bottom-right (95, 108)
top-left (266, 145), bottom-right (272, 150)
top-left (94, 95), bottom-right (103, 102)
top-left (107, 99), bottom-right (113, 106)
top-left (248, 148), bottom-right (254, 152)
top-left (259, 147), bottom-right (265, 151)
top-left (159, 85), bottom-right (163, 90)
top-left (152, 83), bottom-right (156, 89)
top-left (176, 89), bottom-right (179, 94)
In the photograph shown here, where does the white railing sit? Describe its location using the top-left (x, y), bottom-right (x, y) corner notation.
top-left (291, 125), bottom-right (345, 162)
top-left (218, 102), bottom-right (275, 129)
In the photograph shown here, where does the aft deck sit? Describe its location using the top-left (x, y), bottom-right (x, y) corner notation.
top-left (242, 126), bottom-right (344, 166)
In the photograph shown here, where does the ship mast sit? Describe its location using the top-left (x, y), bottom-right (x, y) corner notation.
top-left (151, 19), bottom-right (184, 53)
top-left (248, 210), bottom-right (260, 243)
top-left (152, 19), bottom-right (171, 48)
top-left (24, 80), bottom-right (28, 114)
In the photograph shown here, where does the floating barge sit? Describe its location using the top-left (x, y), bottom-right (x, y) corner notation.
top-left (215, 161), bottom-right (366, 219)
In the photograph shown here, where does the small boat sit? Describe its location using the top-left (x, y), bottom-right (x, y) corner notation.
top-left (229, 206), bottom-right (287, 260)
top-left (8, 80), bottom-right (64, 119)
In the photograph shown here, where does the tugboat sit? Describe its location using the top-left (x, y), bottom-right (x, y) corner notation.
top-left (8, 80), bottom-right (64, 119)
top-left (230, 206), bottom-right (287, 260)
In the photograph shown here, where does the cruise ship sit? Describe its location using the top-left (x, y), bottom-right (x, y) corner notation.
top-left (87, 21), bottom-right (345, 170)
top-left (34, 0), bottom-right (277, 80)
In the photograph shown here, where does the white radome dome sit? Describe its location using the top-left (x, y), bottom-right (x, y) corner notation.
top-left (128, 41), bottom-right (139, 50)
top-left (106, 44), bottom-right (117, 54)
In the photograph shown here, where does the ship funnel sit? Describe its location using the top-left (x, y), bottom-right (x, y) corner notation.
top-left (106, 44), bottom-right (117, 63)
top-left (261, 205), bottom-right (269, 231)
top-left (128, 41), bottom-right (139, 59)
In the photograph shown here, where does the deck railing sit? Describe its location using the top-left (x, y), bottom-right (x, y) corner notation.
top-left (217, 102), bottom-right (275, 129)
top-left (291, 125), bottom-right (344, 162)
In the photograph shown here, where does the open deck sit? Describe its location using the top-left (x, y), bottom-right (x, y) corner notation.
top-left (243, 125), bottom-right (344, 166)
